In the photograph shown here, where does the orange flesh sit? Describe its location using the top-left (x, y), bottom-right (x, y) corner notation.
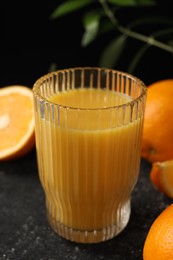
top-left (0, 93), bottom-right (33, 150)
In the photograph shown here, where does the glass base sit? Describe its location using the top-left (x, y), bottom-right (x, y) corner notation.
top-left (47, 200), bottom-right (131, 244)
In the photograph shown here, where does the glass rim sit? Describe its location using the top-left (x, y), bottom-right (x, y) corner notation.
top-left (33, 67), bottom-right (147, 111)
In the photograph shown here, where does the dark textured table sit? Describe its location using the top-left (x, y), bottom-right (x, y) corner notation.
top-left (0, 149), bottom-right (171, 260)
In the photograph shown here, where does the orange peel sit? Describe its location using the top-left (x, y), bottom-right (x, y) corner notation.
top-left (143, 203), bottom-right (173, 260)
top-left (150, 160), bottom-right (173, 199)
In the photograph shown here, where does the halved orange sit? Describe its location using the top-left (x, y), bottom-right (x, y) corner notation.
top-left (0, 85), bottom-right (35, 161)
top-left (150, 160), bottom-right (173, 199)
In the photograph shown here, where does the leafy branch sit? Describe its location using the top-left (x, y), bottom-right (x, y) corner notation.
top-left (51, 0), bottom-right (173, 73)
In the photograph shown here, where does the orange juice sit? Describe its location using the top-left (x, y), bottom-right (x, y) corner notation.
top-left (36, 88), bottom-right (143, 242)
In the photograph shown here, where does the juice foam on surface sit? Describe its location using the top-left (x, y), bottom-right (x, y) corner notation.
top-left (49, 88), bottom-right (132, 109)
top-left (48, 88), bottom-right (134, 130)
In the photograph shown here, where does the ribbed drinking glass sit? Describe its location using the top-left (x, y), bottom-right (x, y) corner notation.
top-left (33, 67), bottom-right (146, 243)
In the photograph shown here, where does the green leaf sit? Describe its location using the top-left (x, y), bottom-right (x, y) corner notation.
top-left (128, 26), bottom-right (173, 73)
top-left (127, 44), bottom-right (150, 73)
top-left (81, 11), bottom-right (101, 46)
top-left (128, 16), bottom-right (173, 29)
top-left (50, 0), bottom-right (92, 19)
top-left (81, 21), bottom-right (99, 47)
top-left (98, 20), bottom-right (116, 36)
top-left (152, 28), bottom-right (173, 38)
top-left (107, 0), bottom-right (155, 6)
top-left (48, 62), bottom-right (58, 73)
top-left (135, 0), bottom-right (156, 6)
top-left (107, 0), bottom-right (137, 6)
top-left (83, 10), bottom-right (101, 28)
top-left (168, 39), bottom-right (173, 47)
top-left (99, 35), bottom-right (127, 68)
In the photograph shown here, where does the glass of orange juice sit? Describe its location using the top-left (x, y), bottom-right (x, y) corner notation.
top-left (33, 67), bottom-right (146, 243)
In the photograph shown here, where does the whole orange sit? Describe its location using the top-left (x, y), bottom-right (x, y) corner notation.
top-left (143, 203), bottom-right (173, 260)
top-left (141, 79), bottom-right (173, 163)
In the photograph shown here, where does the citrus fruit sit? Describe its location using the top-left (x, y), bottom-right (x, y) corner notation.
top-left (143, 203), bottom-right (173, 260)
top-left (141, 79), bottom-right (173, 163)
top-left (150, 160), bottom-right (173, 199)
top-left (0, 85), bottom-right (35, 160)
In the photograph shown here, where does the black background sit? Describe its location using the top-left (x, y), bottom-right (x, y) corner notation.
top-left (2, 0), bottom-right (173, 88)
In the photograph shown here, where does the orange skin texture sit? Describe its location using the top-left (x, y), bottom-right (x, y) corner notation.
top-left (150, 163), bottom-right (164, 193)
top-left (143, 203), bottom-right (173, 260)
top-left (141, 79), bottom-right (173, 163)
